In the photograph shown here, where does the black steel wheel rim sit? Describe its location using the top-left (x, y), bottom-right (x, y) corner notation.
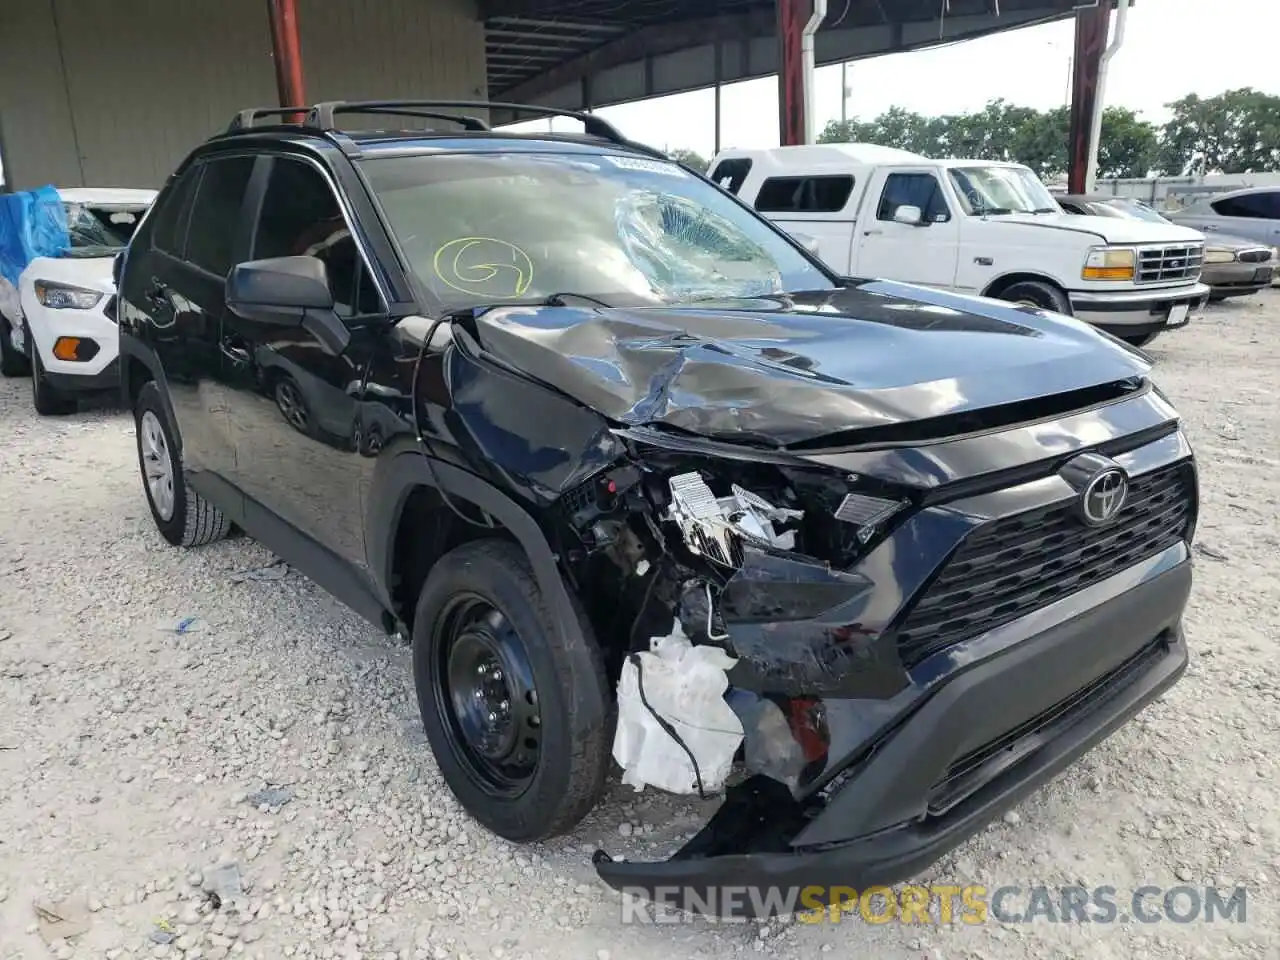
top-left (433, 593), bottom-right (542, 798)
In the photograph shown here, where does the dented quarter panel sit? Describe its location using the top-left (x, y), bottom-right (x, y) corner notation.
top-left (468, 282), bottom-right (1151, 446)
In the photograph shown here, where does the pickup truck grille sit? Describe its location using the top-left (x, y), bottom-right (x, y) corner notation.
top-left (894, 461), bottom-right (1195, 668)
top-left (1137, 244), bottom-right (1203, 284)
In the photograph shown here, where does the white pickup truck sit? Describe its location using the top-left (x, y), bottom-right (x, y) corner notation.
top-left (707, 143), bottom-right (1210, 347)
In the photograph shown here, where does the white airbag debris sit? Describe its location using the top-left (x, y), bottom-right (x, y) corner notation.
top-left (612, 623), bottom-right (744, 795)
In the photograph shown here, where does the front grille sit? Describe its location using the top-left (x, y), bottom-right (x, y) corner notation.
top-left (1137, 244), bottom-right (1203, 284)
top-left (1238, 249), bottom-right (1272, 264)
top-left (894, 461), bottom-right (1194, 668)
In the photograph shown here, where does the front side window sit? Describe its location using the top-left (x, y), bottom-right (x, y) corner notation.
top-left (185, 156), bottom-right (255, 277)
top-left (947, 165), bottom-right (1058, 216)
top-left (360, 152), bottom-right (834, 310)
top-left (877, 173), bottom-right (951, 223)
top-left (151, 169), bottom-right (201, 258)
top-left (252, 157), bottom-right (380, 317)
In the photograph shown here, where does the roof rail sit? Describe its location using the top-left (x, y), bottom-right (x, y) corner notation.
top-left (309, 100), bottom-right (629, 145)
top-left (226, 107), bottom-right (307, 133)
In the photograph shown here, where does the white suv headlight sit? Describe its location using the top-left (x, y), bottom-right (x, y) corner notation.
top-left (34, 280), bottom-right (104, 310)
top-left (1082, 247), bottom-right (1136, 281)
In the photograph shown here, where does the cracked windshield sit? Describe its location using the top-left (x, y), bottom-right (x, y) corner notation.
top-left (361, 152), bottom-right (834, 308)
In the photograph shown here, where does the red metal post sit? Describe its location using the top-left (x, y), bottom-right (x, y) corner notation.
top-left (267, 0), bottom-right (307, 120)
top-left (776, 0), bottom-right (809, 147)
top-left (1067, 3), bottom-right (1110, 193)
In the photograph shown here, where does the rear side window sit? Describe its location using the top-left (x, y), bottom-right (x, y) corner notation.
top-left (708, 158), bottom-right (752, 195)
top-left (1211, 192), bottom-right (1280, 219)
top-left (185, 156), bottom-right (255, 276)
top-left (755, 176), bottom-right (855, 213)
top-left (877, 173), bottom-right (951, 223)
top-left (151, 168), bottom-right (202, 257)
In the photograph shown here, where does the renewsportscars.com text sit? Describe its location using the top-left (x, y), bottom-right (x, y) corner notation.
top-left (619, 884), bottom-right (1248, 924)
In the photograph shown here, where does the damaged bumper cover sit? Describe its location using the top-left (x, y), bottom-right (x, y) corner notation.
top-left (594, 550), bottom-right (1191, 917)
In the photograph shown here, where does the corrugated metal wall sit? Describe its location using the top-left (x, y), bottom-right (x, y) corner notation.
top-left (0, 0), bottom-right (486, 191)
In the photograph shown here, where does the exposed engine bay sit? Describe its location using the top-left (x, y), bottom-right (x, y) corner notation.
top-left (555, 444), bottom-right (905, 798)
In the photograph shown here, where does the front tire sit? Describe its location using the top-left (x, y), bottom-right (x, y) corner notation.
top-left (997, 280), bottom-right (1073, 315)
top-left (134, 381), bottom-right (231, 548)
top-left (0, 317), bottom-right (30, 378)
top-left (31, 350), bottom-right (76, 415)
top-left (412, 539), bottom-right (610, 842)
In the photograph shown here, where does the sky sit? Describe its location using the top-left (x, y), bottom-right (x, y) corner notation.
top-left (504, 0), bottom-right (1280, 159)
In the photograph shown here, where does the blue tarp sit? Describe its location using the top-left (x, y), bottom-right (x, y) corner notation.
top-left (0, 185), bottom-right (70, 286)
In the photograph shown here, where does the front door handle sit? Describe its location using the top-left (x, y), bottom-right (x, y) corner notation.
top-left (864, 229), bottom-right (884, 237)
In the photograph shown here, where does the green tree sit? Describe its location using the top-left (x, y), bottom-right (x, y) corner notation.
top-left (1158, 88), bottom-right (1280, 175)
top-left (1097, 106), bottom-right (1158, 179)
top-left (667, 148), bottom-right (709, 172)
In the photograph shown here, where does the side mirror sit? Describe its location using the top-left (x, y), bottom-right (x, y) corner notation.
top-left (112, 251), bottom-right (125, 287)
top-left (893, 204), bottom-right (925, 227)
top-left (225, 256), bottom-right (349, 355)
top-left (790, 231), bottom-right (822, 256)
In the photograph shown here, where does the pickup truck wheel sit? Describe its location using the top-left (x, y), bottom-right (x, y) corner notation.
top-left (997, 280), bottom-right (1072, 316)
top-left (412, 539), bottom-right (610, 842)
top-left (0, 317), bottom-right (30, 377)
top-left (31, 350), bottom-right (77, 415)
top-left (134, 381), bottom-right (232, 548)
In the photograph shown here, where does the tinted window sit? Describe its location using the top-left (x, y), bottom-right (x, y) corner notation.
top-left (708, 158), bottom-right (752, 195)
top-left (151, 168), bottom-right (202, 257)
top-left (878, 173), bottom-right (951, 223)
top-left (185, 156), bottom-right (255, 276)
top-left (252, 157), bottom-right (380, 317)
top-left (1212, 192), bottom-right (1280, 219)
top-left (754, 176), bottom-right (855, 213)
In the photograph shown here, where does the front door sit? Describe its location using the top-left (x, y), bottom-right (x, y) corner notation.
top-left (853, 168), bottom-right (960, 288)
top-left (220, 154), bottom-right (389, 571)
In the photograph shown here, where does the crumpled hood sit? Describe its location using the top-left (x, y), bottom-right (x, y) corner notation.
top-left (467, 280), bottom-right (1151, 447)
top-left (1007, 212), bottom-right (1205, 245)
top-left (21, 253), bottom-right (116, 294)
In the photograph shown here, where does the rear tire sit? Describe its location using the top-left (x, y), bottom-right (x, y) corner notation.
top-left (996, 280), bottom-right (1073, 316)
top-left (412, 539), bottom-right (610, 842)
top-left (134, 381), bottom-right (231, 548)
top-left (31, 350), bottom-right (76, 415)
top-left (0, 316), bottom-right (30, 378)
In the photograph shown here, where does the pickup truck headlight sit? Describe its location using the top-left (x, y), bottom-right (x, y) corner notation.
top-left (1082, 247), bottom-right (1136, 281)
top-left (34, 280), bottom-right (104, 310)
top-left (1203, 248), bottom-right (1237, 264)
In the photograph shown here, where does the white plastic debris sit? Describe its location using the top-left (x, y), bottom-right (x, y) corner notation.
top-left (612, 623), bottom-right (744, 795)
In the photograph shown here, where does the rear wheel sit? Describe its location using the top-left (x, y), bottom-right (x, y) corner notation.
top-left (997, 280), bottom-right (1073, 316)
top-left (134, 381), bottom-right (231, 548)
top-left (31, 350), bottom-right (76, 415)
top-left (412, 539), bottom-right (610, 842)
top-left (0, 317), bottom-right (30, 378)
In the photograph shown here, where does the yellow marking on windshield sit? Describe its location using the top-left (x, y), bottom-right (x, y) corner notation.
top-left (432, 237), bottom-right (534, 297)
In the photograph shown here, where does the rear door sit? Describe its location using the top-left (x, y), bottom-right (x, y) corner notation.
top-left (120, 153), bottom-right (256, 486)
top-left (851, 167), bottom-right (960, 288)
top-left (1199, 191), bottom-right (1280, 244)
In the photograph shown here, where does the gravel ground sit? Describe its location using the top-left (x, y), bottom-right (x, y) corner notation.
top-left (1, 294), bottom-right (1278, 960)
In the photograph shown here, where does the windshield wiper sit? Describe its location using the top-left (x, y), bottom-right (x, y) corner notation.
top-left (1031, 207), bottom-right (1060, 214)
top-left (542, 292), bottom-right (613, 308)
top-left (976, 207), bottom-right (1014, 216)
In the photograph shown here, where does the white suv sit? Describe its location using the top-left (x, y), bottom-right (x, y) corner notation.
top-left (5, 188), bottom-right (156, 414)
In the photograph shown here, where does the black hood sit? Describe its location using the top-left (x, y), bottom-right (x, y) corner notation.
top-left (466, 279), bottom-right (1151, 447)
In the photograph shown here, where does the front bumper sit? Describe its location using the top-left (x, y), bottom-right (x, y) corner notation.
top-left (1202, 261), bottom-right (1274, 298)
top-left (44, 355), bottom-right (120, 393)
top-left (1068, 282), bottom-right (1210, 336)
top-left (596, 557), bottom-right (1190, 916)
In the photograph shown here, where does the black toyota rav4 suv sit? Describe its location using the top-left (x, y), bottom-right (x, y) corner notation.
top-left (117, 101), bottom-right (1196, 916)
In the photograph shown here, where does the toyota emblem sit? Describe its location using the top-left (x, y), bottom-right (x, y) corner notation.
top-left (1081, 468), bottom-right (1128, 526)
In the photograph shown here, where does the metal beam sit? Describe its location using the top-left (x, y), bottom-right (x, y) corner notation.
top-left (266, 0), bottom-right (306, 119)
top-left (1067, 2), bottom-right (1109, 193)
top-left (487, 16), bottom-right (626, 35)
top-left (495, 9), bottom-right (775, 102)
top-left (777, 0), bottom-right (809, 147)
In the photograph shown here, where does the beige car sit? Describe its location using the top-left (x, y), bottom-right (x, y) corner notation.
top-left (1057, 194), bottom-right (1276, 301)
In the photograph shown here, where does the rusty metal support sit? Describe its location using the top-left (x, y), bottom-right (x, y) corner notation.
top-left (1067, 3), bottom-right (1109, 193)
top-left (776, 0), bottom-right (809, 146)
top-left (267, 0), bottom-right (307, 121)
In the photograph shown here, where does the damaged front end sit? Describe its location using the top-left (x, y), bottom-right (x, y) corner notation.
top-left (549, 428), bottom-right (918, 899)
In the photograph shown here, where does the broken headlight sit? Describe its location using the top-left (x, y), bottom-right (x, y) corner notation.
top-left (665, 472), bottom-right (803, 567)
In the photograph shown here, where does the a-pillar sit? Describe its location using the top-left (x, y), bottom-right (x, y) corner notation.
top-left (1067, 2), bottom-right (1110, 193)
top-left (777, 0), bottom-right (810, 146)
top-left (266, 0), bottom-right (307, 119)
